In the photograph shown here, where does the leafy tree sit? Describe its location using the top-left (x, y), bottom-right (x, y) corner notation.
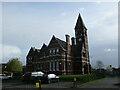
top-left (6, 58), bottom-right (23, 72)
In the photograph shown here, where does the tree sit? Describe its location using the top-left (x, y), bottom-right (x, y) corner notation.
top-left (96, 60), bottom-right (104, 69)
top-left (6, 58), bottom-right (23, 72)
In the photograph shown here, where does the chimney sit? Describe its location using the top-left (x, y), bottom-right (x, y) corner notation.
top-left (71, 37), bottom-right (75, 46)
top-left (65, 34), bottom-right (70, 54)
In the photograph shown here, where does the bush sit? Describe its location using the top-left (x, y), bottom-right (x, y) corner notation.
top-left (12, 72), bottom-right (23, 80)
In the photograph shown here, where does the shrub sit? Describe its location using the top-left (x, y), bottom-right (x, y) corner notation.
top-left (59, 74), bottom-right (105, 83)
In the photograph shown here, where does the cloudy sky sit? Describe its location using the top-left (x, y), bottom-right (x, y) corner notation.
top-left (1, 2), bottom-right (118, 68)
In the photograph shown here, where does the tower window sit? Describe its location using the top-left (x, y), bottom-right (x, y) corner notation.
top-left (78, 38), bottom-right (82, 41)
top-left (83, 53), bottom-right (86, 57)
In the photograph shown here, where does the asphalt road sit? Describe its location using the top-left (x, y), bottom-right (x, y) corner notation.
top-left (2, 80), bottom-right (73, 89)
top-left (1, 77), bottom-right (120, 89)
top-left (80, 76), bottom-right (120, 88)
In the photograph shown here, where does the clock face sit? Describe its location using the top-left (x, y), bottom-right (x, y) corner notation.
top-left (78, 38), bottom-right (82, 41)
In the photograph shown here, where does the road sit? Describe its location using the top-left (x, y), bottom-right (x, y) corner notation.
top-left (80, 76), bottom-right (120, 88)
top-left (2, 80), bottom-right (73, 89)
top-left (1, 77), bottom-right (120, 89)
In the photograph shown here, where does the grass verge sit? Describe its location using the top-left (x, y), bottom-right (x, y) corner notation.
top-left (74, 77), bottom-right (106, 88)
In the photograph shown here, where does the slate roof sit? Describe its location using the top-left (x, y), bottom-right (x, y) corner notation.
top-left (55, 37), bottom-right (67, 50)
top-left (75, 13), bottom-right (87, 30)
top-left (40, 43), bottom-right (47, 51)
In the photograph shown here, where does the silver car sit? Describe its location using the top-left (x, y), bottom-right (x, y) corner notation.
top-left (0, 74), bottom-right (12, 80)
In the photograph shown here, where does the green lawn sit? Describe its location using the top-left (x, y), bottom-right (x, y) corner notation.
top-left (75, 78), bottom-right (106, 88)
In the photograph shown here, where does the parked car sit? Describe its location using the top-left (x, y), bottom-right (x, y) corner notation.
top-left (41, 74), bottom-right (59, 84)
top-left (21, 72), bottom-right (59, 84)
top-left (21, 71), bottom-right (44, 82)
top-left (21, 72), bottom-right (32, 82)
top-left (0, 74), bottom-right (12, 80)
top-left (31, 71), bottom-right (44, 81)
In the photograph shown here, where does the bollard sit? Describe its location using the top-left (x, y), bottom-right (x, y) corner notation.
top-left (73, 77), bottom-right (76, 88)
top-left (36, 80), bottom-right (41, 90)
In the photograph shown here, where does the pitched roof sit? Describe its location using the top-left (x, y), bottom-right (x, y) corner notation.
top-left (27, 47), bottom-right (39, 55)
top-left (75, 13), bottom-right (87, 30)
top-left (55, 37), bottom-right (67, 50)
top-left (40, 43), bottom-right (47, 50)
top-left (48, 35), bottom-right (67, 51)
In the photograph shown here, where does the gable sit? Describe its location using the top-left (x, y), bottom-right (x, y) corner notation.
top-left (40, 43), bottom-right (47, 51)
top-left (48, 35), bottom-right (66, 51)
top-left (27, 47), bottom-right (39, 56)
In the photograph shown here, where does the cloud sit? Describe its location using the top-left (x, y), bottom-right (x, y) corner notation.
top-left (75, 8), bottom-right (85, 14)
top-left (89, 7), bottom-right (118, 46)
top-left (60, 12), bottom-right (67, 16)
top-left (79, 8), bottom-right (85, 12)
top-left (1, 44), bottom-right (22, 63)
top-left (104, 48), bottom-right (116, 52)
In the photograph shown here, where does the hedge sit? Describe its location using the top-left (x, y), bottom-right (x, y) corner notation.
top-left (59, 74), bottom-right (105, 83)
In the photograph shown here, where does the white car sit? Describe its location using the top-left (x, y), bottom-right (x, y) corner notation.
top-left (31, 71), bottom-right (44, 77)
top-left (41, 74), bottom-right (59, 84)
top-left (22, 71), bottom-right (44, 82)
top-left (0, 74), bottom-right (12, 80)
top-left (48, 74), bottom-right (59, 79)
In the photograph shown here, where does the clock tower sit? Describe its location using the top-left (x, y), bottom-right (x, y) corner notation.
top-left (75, 13), bottom-right (87, 45)
top-left (72, 13), bottom-right (91, 74)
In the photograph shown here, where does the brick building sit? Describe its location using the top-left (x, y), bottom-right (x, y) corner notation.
top-left (26, 14), bottom-right (91, 75)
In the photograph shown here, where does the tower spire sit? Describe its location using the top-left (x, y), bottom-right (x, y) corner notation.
top-left (75, 13), bottom-right (87, 30)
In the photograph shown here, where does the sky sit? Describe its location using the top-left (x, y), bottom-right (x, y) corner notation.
top-left (1, 2), bottom-right (118, 68)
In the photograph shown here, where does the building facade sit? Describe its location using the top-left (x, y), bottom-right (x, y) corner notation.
top-left (26, 14), bottom-right (91, 75)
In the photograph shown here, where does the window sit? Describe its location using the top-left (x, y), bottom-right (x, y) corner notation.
top-left (28, 57), bottom-right (32, 63)
top-left (53, 49), bottom-right (55, 54)
top-left (53, 62), bottom-right (55, 71)
top-left (64, 61), bottom-right (66, 71)
top-left (39, 64), bottom-right (41, 70)
top-left (83, 52), bottom-right (86, 57)
top-left (56, 61), bottom-right (59, 71)
top-left (49, 62), bottom-right (52, 71)
top-left (49, 50), bottom-right (52, 54)
top-left (56, 49), bottom-right (59, 53)
top-left (78, 38), bottom-right (82, 41)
